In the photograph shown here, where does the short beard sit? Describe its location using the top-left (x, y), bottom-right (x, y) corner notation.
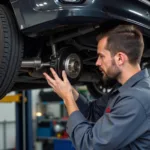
top-left (102, 74), bottom-right (117, 88)
top-left (102, 59), bottom-right (120, 88)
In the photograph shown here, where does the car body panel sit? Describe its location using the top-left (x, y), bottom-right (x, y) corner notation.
top-left (9, 0), bottom-right (150, 36)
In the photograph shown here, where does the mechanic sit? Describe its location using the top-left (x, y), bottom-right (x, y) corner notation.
top-left (43, 25), bottom-right (150, 150)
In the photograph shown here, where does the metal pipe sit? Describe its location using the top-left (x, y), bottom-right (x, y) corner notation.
top-left (51, 43), bottom-right (57, 58)
top-left (53, 26), bottom-right (99, 43)
top-left (21, 59), bottom-right (50, 68)
top-left (25, 91), bottom-right (33, 150)
top-left (3, 120), bottom-right (6, 150)
top-left (22, 91), bottom-right (26, 150)
top-left (21, 59), bottom-right (41, 68)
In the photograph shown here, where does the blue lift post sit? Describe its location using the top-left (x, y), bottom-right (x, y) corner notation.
top-left (16, 90), bottom-right (33, 150)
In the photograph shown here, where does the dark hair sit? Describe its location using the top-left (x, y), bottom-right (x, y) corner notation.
top-left (97, 25), bottom-right (144, 65)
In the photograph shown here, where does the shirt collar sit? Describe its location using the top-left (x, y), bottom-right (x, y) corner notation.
top-left (118, 68), bottom-right (149, 93)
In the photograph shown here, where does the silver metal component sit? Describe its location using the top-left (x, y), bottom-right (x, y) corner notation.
top-left (64, 53), bottom-right (81, 79)
top-left (51, 43), bottom-right (57, 58)
top-left (3, 121), bottom-right (6, 150)
top-left (50, 37), bottom-right (57, 58)
top-left (21, 59), bottom-right (50, 69)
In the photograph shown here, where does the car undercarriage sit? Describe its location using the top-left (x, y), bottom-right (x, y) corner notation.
top-left (14, 23), bottom-right (150, 97)
top-left (14, 24), bottom-right (106, 97)
top-left (0, 0), bottom-right (149, 99)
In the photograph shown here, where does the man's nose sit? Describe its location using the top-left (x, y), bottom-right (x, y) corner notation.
top-left (96, 59), bottom-right (101, 66)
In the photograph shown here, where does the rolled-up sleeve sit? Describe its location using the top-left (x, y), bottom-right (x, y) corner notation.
top-left (66, 96), bottom-right (147, 150)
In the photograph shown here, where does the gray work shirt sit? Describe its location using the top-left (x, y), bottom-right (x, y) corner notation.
top-left (66, 69), bottom-right (150, 150)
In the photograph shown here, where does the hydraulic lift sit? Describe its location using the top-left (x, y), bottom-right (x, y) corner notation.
top-left (0, 90), bottom-right (33, 150)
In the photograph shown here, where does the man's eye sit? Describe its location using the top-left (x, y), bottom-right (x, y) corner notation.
top-left (99, 55), bottom-right (103, 58)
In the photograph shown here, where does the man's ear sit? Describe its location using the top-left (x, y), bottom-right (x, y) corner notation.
top-left (115, 52), bottom-right (128, 66)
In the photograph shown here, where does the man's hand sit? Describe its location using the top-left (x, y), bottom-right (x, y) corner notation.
top-left (43, 68), bottom-right (79, 115)
top-left (43, 68), bottom-right (74, 102)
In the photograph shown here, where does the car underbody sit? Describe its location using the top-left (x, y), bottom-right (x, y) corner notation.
top-left (0, 0), bottom-right (149, 98)
top-left (13, 22), bottom-right (150, 95)
top-left (13, 24), bottom-right (106, 95)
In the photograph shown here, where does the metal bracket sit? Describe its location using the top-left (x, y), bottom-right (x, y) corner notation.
top-left (0, 94), bottom-right (27, 103)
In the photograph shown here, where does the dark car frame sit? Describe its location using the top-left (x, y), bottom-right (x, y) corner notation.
top-left (0, 0), bottom-right (150, 98)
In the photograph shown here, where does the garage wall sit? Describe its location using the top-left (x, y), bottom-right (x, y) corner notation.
top-left (0, 103), bottom-right (16, 149)
top-left (0, 91), bottom-right (16, 149)
top-left (0, 103), bottom-right (15, 121)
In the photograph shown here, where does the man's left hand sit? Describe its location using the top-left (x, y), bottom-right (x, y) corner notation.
top-left (43, 68), bottom-right (74, 105)
top-left (43, 68), bottom-right (79, 115)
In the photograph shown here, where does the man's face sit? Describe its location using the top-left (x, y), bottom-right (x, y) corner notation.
top-left (96, 37), bottom-right (121, 83)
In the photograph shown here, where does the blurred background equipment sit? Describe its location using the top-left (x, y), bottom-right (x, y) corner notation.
top-left (0, 86), bottom-right (93, 150)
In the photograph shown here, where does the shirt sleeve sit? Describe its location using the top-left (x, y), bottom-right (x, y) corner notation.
top-left (76, 94), bottom-right (109, 122)
top-left (66, 96), bottom-right (147, 150)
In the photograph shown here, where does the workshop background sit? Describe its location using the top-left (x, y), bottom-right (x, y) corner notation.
top-left (0, 86), bottom-right (92, 150)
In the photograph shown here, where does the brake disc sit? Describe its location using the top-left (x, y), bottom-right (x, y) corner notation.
top-left (57, 46), bottom-right (82, 83)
